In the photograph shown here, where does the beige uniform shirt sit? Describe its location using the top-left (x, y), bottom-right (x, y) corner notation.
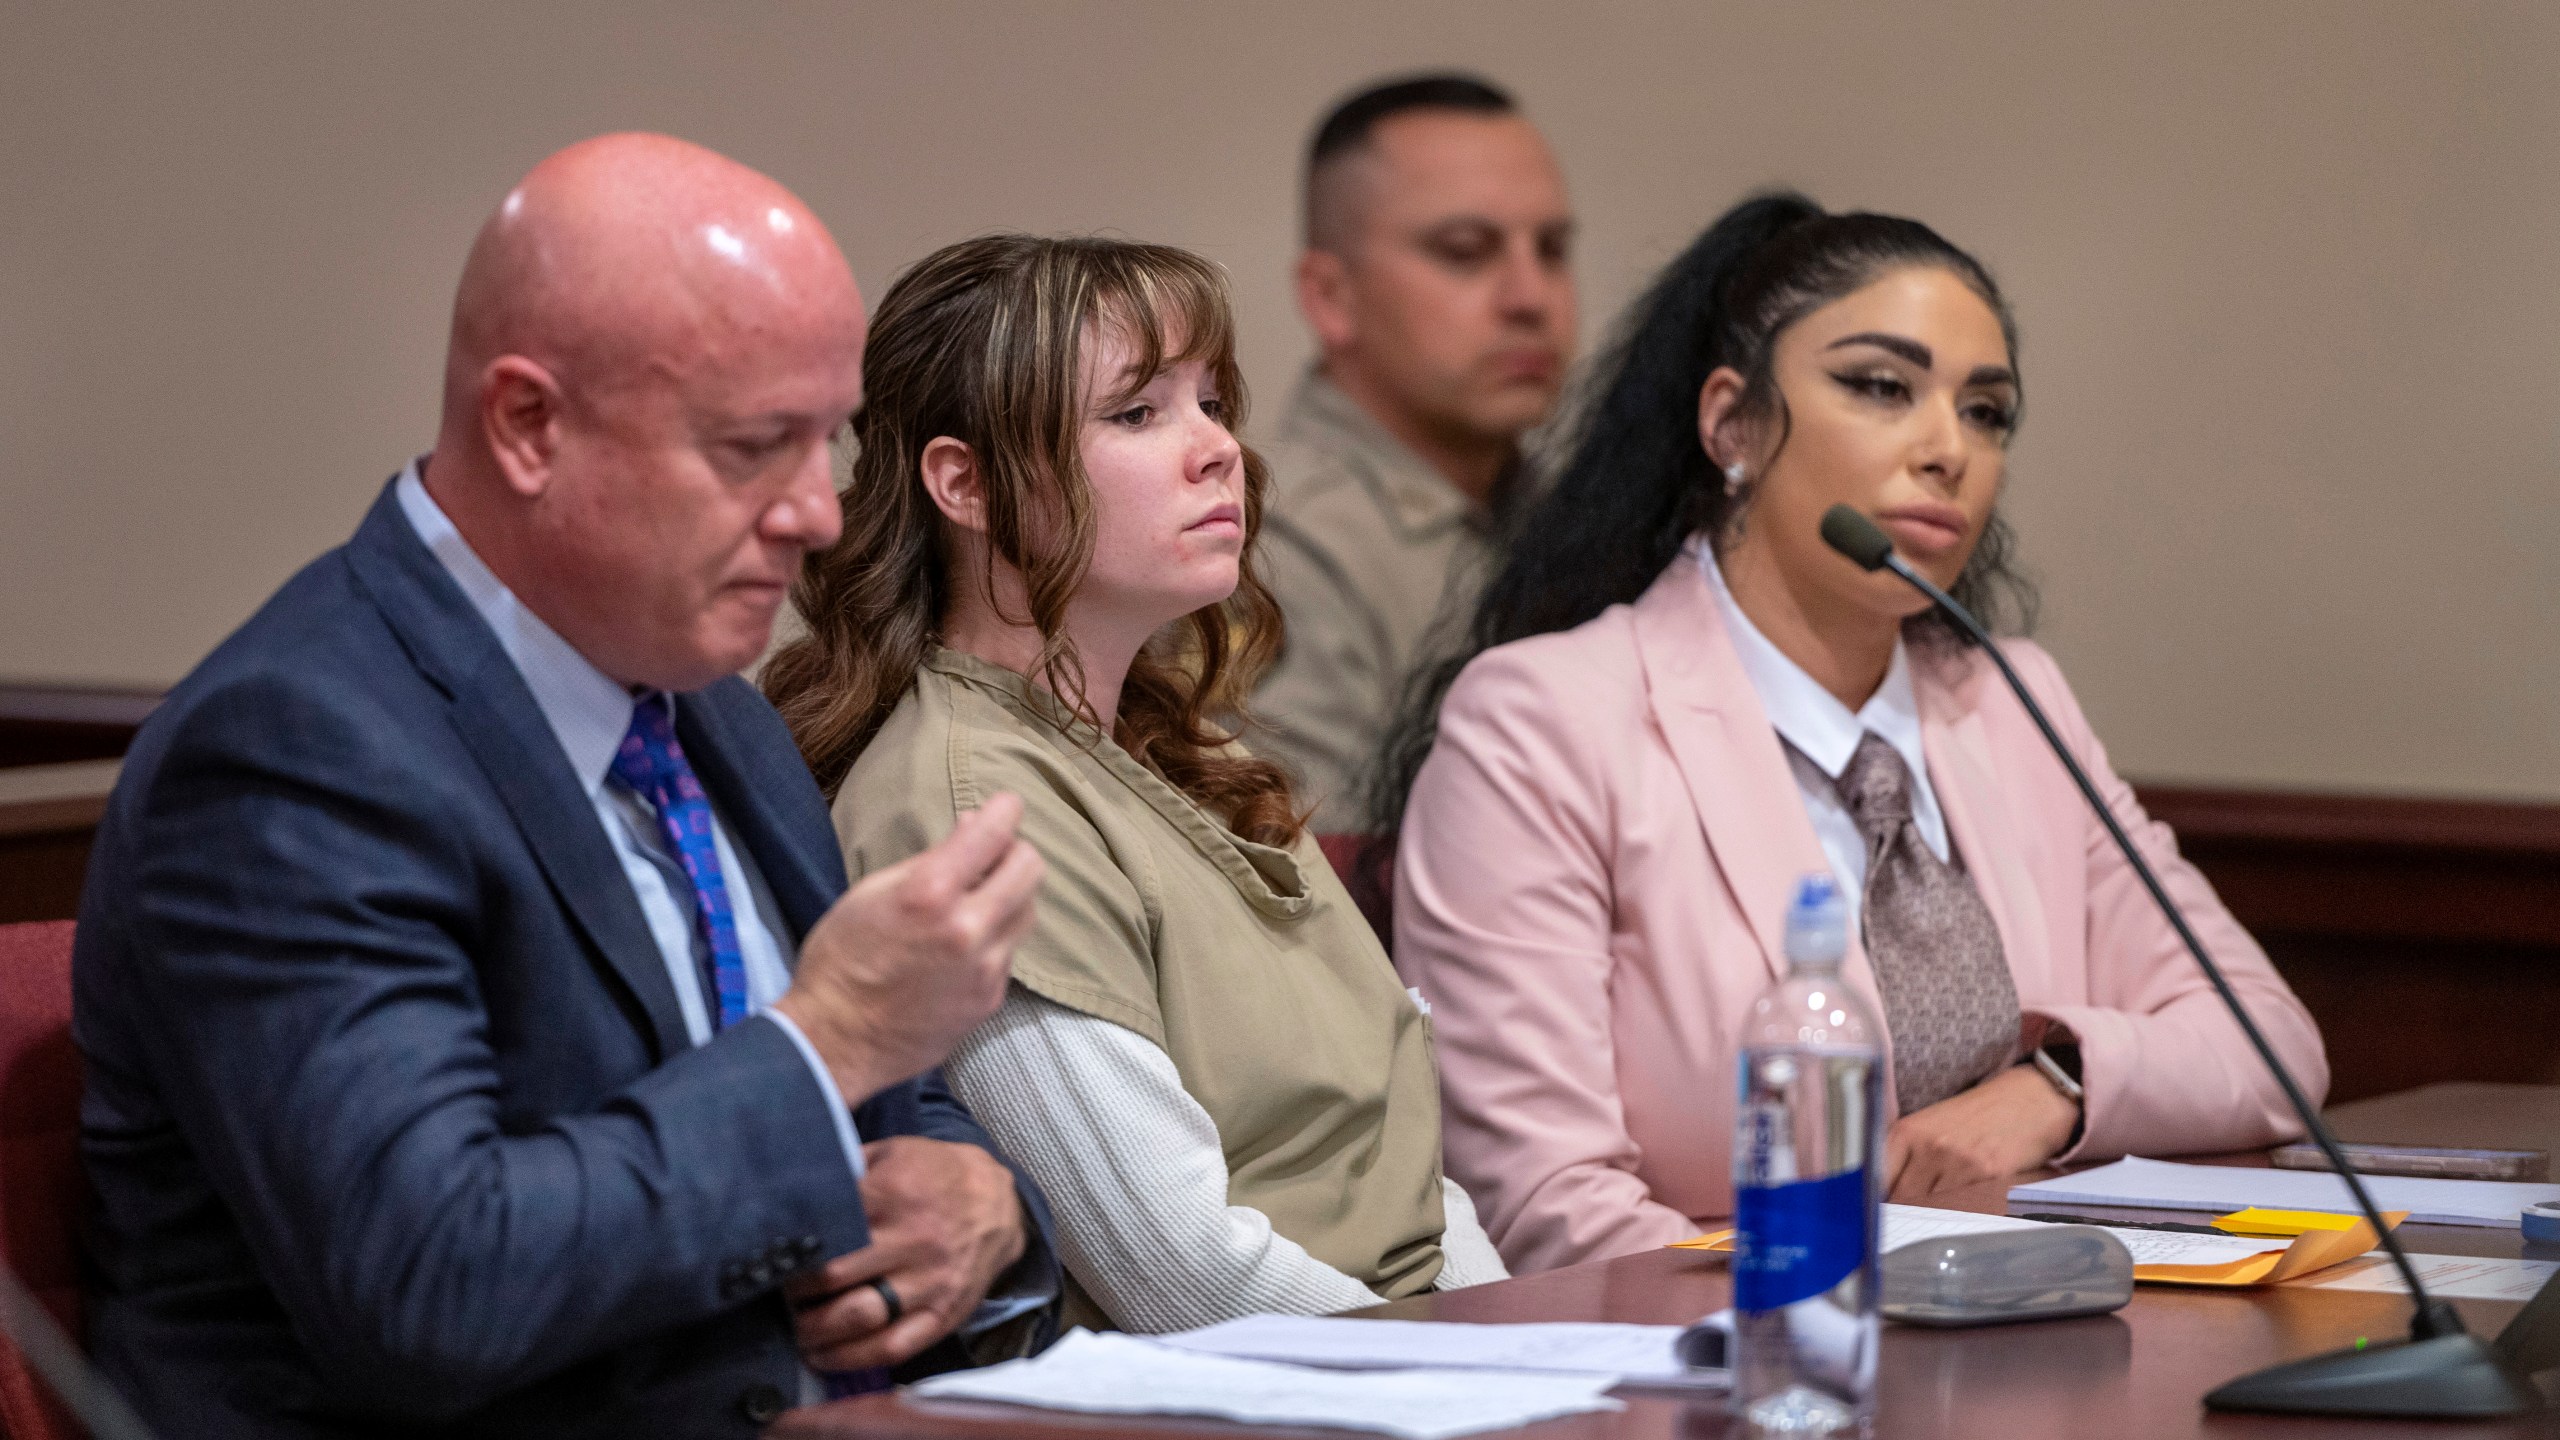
top-left (835, 650), bottom-right (1451, 1329)
top-left (1253, 373), bottom-right (1508, 831)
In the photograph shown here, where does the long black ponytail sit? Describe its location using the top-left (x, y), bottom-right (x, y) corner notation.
top-left (1366, 190), bottom-right (2038, 842)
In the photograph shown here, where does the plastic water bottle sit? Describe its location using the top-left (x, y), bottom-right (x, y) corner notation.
top-left (1732, 873), bottom-right (1885, 1436)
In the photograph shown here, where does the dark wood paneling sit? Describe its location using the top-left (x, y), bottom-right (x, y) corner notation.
top-left (0, 684), bottom-right (151, 920)
top-left (2138, 784), bottom-right (2560, 947)
top-left (0, 685), bottom-right (159, 770)
top-left (2135, 784), bottom-right (2560, 1102)
top-left (0, 791), bottom-right (109, 925)
top-left (2141, 785), bottom-right (2560, 854)
top-left (2264, 935), bottom-right (2560, 1101)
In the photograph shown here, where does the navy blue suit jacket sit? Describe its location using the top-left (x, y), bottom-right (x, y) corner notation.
top-left (73, 483), bottom-right (1058, 1438)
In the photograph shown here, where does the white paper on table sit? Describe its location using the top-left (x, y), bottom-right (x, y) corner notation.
top-left (1880, 1203), bottom-right (2046, 1249)
top-left (1155, 1313), bottom-right (1725, 1390)
top-left (908, 1330), bottom-right (1624, 1440)
top-left (1882, 1203), bottom-right (2285, 1268)
top-left (2009, 1156), bottom-right (2560, 1228)
top-left (2102, 1228), bottom-right (2295, 1266)
top-left (2301, 1254), bottom-right (2560, 1302)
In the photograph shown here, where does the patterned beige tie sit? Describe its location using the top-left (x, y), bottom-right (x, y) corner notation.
top-left (1834, 732), bottom-right (2022, 1115)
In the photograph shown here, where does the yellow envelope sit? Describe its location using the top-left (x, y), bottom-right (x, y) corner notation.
top-left (2132, 1214), bottom-right (2400, 1287)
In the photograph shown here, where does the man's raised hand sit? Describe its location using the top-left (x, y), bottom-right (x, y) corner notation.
top-left (775, 794), bottom-right (1045, 1104)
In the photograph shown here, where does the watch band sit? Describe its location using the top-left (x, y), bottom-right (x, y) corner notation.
top-left (2030, 1044), bottom-right (2086, 1105)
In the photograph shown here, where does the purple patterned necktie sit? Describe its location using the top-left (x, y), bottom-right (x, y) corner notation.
top-left (609, 697), bottom-right (749, 1032)
top-left (614, 701), bottom-right (893, 1398)
top-left (1835, 732), bottom-right (2022, 1115)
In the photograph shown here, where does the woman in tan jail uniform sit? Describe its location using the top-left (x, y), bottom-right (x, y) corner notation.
top-left (762, 234), bottom-right (1506, 1334)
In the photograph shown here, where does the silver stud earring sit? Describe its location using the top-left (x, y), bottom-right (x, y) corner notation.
top-left (1723, 462), bottom-right (1747, 497)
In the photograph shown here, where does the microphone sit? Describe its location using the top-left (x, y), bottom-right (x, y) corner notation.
top-left (1819, 504), bottom-right (2543, 1418)
top-left (1817, 506), bottom-right (1898, 573)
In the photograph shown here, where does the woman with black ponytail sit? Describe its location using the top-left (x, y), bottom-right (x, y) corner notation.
top-left (1383, 193), bottom-right (2326, 1272)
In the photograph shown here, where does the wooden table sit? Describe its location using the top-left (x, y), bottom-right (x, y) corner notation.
top-left (776, 1085), bottom-right (2560, 1439)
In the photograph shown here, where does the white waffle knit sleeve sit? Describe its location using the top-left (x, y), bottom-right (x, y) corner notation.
top-left (942, 988), bottom-right (1384, 1332)
top-left (1432, 1176), bottom-right (1511, 1289)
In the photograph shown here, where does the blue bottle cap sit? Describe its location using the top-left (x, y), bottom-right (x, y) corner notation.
top-left (2524, 1200), bottom-right (2560, 1244)
top-left (1783, 873), bottom-right (1848, 966)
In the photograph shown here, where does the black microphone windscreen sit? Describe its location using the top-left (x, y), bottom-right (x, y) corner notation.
top-left (1820, 505), bottom-right (1895, 571)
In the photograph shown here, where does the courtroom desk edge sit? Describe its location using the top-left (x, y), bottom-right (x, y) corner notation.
top-left (0, 760), bottom-right (123, 834)
top-left (0, 681), bottom-right (162, 770)
top-left (0, 757), bottom-right (124, 802)
top-left (2132, 783), bottom-right (2560, 859)
top-left (0, 793), bottom-right (111, 841)
top-left (2132, 782), bottom-right (2560, 947)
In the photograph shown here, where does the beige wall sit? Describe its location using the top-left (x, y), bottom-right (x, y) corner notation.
top-left (5, 3), bottom-right (2555, 799)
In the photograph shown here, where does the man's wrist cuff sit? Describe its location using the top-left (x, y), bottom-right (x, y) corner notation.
top-left (757, 1010), bottom-right (867, 1181)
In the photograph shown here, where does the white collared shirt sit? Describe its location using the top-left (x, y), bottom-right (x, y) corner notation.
top-left (394, 463), bottom-right (863, 1177)
top-left (1701, 546), bottom-right (1951, 921)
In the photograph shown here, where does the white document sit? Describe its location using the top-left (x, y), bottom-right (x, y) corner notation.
top-left (1156, 1313), bottom-right (1723, 1390)
top-left (2009, 1156), bottom-right (2560, 1228)
top-left (1882, 1203), bottom-right (2283, 1268)
top-left (1880, 1203), bottom-right (2044, 1248)
top-left (2096, 1228), bottom-right (2288, 1267)
top-left (909, 1330), bottom-right (1623, 1440)
top-left (2303, 1254), bottom-right (2560, 1302)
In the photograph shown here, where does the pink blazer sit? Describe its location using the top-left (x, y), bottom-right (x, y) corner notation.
top-left (1395, 550), bottom-right (2327, 1272)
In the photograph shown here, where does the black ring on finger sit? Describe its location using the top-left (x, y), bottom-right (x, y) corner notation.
top-left (867, 1276), bottom-right (904, 1326)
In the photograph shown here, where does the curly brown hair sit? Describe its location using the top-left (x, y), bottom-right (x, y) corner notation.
top-left (762, 233), bottom-right (1303, 848)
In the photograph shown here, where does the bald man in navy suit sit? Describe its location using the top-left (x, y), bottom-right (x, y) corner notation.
top-left (74, 133), bottom-right (1059, 1438)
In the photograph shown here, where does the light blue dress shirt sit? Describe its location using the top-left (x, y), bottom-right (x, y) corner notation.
top-left (394, 465), bottom-right (865, 1179)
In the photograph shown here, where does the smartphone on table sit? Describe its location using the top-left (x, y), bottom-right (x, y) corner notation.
top-left (2268, 1142), bottom-right (2548, 1182)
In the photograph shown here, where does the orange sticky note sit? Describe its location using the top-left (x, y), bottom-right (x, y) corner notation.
top-left (2213, 1207), bottom-right (2369, 1237)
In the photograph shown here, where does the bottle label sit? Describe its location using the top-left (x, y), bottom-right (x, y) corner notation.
top-left (1732, 1168), bottom-right (1869, 1311)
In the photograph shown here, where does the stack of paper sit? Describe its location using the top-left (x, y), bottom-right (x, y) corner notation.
top-left (1871, 1202), bottom-right (2290, 1268)
top-left (1895, 1202), bottom-right (2391, 1286)
top-left (2010, 1157), bottom-right (2560, 1228)
top-left (1157, 1313), bottom-right (1723, 1390)
top-left (909, 1330), bottom-right (1624, 1440)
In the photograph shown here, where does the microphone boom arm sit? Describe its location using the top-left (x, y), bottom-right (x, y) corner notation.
top-left (1818, 503), bottom-right (2542, 1416)
top-left (1874, 551), bottom-right (2450, 1330)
